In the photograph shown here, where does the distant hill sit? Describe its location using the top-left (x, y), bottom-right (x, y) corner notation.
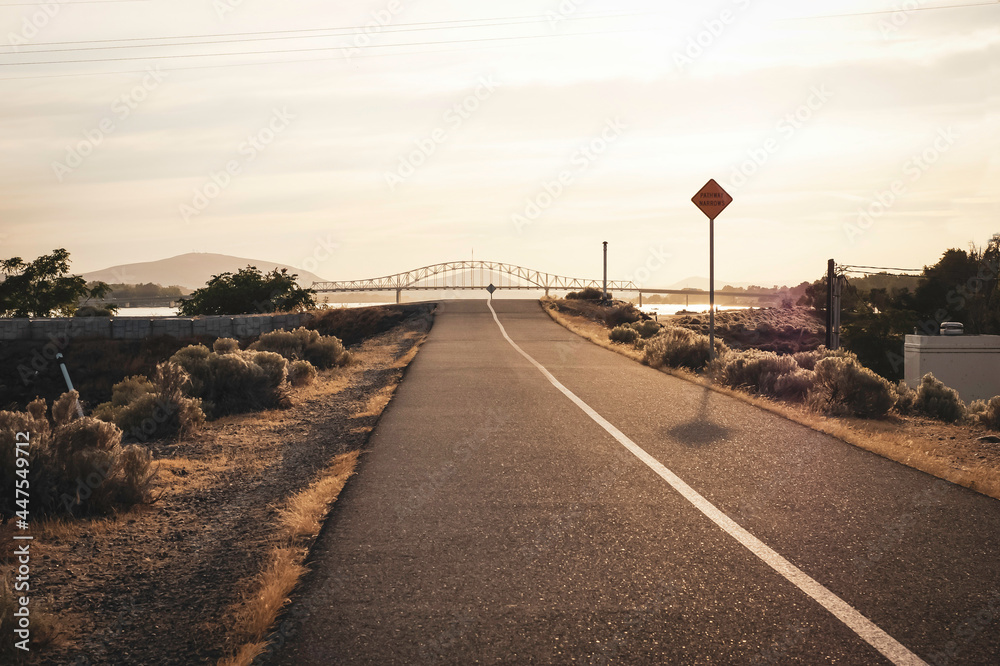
top-left (81, 253), bottom-right (328, 291)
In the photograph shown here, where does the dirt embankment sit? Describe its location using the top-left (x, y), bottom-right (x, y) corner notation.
top-left (551, 299), bottom-right (825, 354)
top-left (664, 307), bottom-right (825, 353)
top-left (2, 305), bottom-right (434, 665)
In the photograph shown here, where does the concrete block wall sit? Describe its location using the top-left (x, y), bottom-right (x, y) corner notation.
top-left (0, 313), bottom-right (311, 342)
top-left (905, 334), bottom-right (1000, 402)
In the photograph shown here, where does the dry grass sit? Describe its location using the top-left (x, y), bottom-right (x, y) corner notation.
top-left (277, 451), bottom-right (359, 543)
top-left (220, 450), bottom-right (360, 666)
top-left (540, 299), bottom-right (1000, 502)
top-left (351, 386), bottom-right (396, 420)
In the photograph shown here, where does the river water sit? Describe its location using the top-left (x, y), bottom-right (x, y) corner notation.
top-left (115, 303), bottom-right (755, 318)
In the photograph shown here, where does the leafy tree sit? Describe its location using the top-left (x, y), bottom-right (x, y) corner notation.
top-left (177, 266), bottom-right (316, 316)
top-left (0, 248), bottom-right (112, 317)
top-left (913, 243), bottom-right (1000, 334)
top-left (95, 282), bottom-right (187, 299)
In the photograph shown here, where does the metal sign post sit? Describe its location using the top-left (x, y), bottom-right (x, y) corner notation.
top-left (691, 179), bottom-right (733, 360)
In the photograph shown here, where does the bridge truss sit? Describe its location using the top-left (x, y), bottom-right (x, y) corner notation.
top-left (311, 260), bottom-right (782, 304)
top-left (312, 261), bottom-right (637, 297)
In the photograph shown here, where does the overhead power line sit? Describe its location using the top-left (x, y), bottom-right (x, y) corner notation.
top-left (2, 13), bottom-right (639, 55)
top-left (0, 26), bottom-right (647, 67)
top-left (789, 0), bottom-right (999, 21)
top-left (840, 265), bottom-right (924, 277)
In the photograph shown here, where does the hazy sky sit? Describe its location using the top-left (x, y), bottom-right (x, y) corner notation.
top-left (1, 0), bottom-right (997, 288)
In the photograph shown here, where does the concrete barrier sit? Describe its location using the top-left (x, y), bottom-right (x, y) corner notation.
top-left (0, 313), bottom-right (310, 342)
top-left (905, 334), bottom-right (1000, 402)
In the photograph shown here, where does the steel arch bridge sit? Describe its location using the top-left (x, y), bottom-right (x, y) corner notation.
top-left (311, 260), bottom-right (782, 304)
top-left (312, 261), bottom-right (636, 301)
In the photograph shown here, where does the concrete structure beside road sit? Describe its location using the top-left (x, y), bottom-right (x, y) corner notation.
top-left (905, 334), bottom-right (1000, 402)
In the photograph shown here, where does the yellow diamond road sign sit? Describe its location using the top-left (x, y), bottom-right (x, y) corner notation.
top-left (692, 179), bottom-right (733, 220)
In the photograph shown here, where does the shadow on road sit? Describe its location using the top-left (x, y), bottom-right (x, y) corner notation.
top-left (664, 386), bottom-right (731, 447)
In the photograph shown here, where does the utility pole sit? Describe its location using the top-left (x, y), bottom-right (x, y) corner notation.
top-left (826, 258), bottom-right (835, 348)
top-left (602, 241), bottom-right (608, 301)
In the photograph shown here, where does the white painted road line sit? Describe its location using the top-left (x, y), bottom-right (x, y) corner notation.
top-left (487, 299), bottom-right (928, 666)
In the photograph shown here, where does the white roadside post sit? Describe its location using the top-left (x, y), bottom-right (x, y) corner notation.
top-left (691, 179), bottom-right (733, 361)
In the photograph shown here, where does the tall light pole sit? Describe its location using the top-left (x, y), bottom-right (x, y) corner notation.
top-left (602, 241), bottom-right (608, 301)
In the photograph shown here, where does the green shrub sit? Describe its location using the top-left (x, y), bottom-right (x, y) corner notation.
top-left (601, 304), bottom-right (641, 328)
top-left (288, 360), bottom-right (318, 387)
top-left (0, 392), bottom-right (156, 518)
top-left (74, 305), bottom-right (115, 317)
top-left (969, 396), bottom-right (1000, 430)
top-left (566, 287), bottom-right (604, 300)
top-left (610, 325), bottom-right (640, 345)
top-left (810, 356), bottom-right (895, 418)
top-left (93, 363), bottom-right (204, 443)
top-left (213, 337), bottom-right (240, 354)
top-left (643, 326), bottom-right (726, 371)
top-left (250, 327), bottom-right (349, 369)
top-left (914, 373), bottom-right (966, 423)
top-left (719, 350), bottom-right (798, 396)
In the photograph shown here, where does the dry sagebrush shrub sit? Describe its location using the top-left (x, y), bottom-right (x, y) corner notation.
top-left (893, 380), bottom-right (917, 415)
top-left (249, 327), bottom-right (350, 369)
top-left (718, 349), bottom-right (798, 396)
top-left (288, 360), bottom-right (318, 387)
top-left (630, 319), bottom-right (662, 339)
top-left (609, 325), bottom-right (640, 345)
top-left (213, 337), bottom-right (241, 354)
top-left (0, 392), bottom-right (156, 518)
top-left (602, 303), bottom-right (643, 328)
top-left (809, 356), bottom-right (895, 418)
top-left (914, 373), bottom-right (967, 423)
top-left (791, 346), bottom-right (851, 371)
top-left (168, 344), bottom-right (292, 417)
top-left (93, 363), bottom-right (204, 443)
top-left (772, 368), bottom-right (816, 402)
top-left (969, 396), bottom-right (1000, 430)
top-left (643, 326), bottom-right (726, 371)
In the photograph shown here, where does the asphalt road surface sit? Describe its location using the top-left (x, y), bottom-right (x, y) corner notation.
top-left (269, 299), bottom-right (1000, 665)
